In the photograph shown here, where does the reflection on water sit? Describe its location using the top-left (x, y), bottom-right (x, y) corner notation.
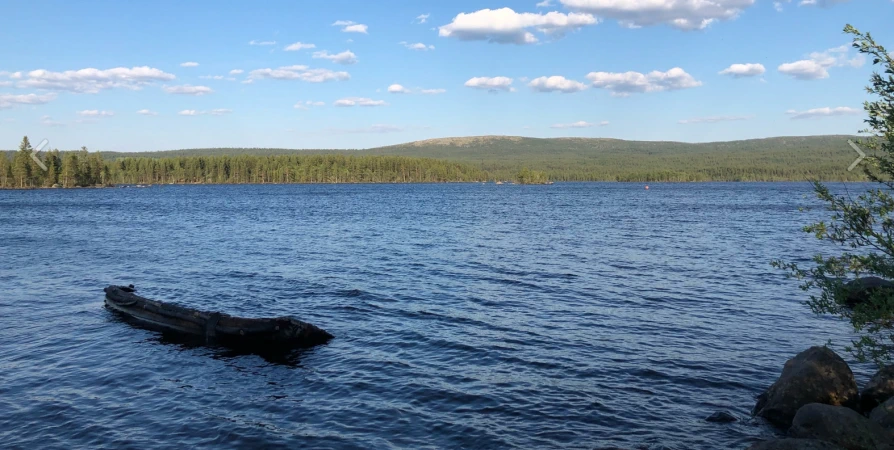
top-left (0, 182), bottom-right (877, 449)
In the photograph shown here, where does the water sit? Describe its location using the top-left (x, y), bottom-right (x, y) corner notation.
top-left (0, 182), bottom-right (877, 449)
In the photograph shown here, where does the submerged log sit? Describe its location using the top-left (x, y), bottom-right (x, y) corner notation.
top-left (103, 285), bottom-right (333, 349)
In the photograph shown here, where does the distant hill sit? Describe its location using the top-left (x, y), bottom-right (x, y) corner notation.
top-left (1, 135), bottom-right (870, 181)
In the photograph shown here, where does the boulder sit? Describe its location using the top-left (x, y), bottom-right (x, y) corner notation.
top-left (861, 365), bottom-right (894, 413)
top-left (705, 410), bottom-right (737, 423)
top-left (754, 346), bottom-right (859, 428)
top-left (870, 397), bottom-right (894, 431)
top-left (747, 439), bottom-right (845, 450)
top-left (844, 277), bottom-right (894, 308)
top-left (788, 403), bottom-right (892, 450)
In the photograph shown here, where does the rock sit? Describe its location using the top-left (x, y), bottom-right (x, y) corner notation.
top-left (870, 397), bottom-right (894, 431)
top-left (861, 365), bottom-right (894, 413)
top-left (788, 403), bottom-right (892, 450)
top-left (754, 346), bottom-right (859, 428)
top-left (705, 410), bottom-right (737, 423)
top-left (747, 439), bottom-right (846, 450)
top-left (844, 277), bottom-right (894, 308)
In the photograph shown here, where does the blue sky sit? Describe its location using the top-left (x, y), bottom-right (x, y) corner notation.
top-left (0, 0), bottom-right (890, 151)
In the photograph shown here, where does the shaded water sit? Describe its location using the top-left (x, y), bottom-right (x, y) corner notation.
top-left (0, 183), bottom-right (875, 449)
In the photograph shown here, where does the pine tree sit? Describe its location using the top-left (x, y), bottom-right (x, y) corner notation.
top-left (12, 136), bottom-right (32, 188)
top-left (0, 153), bottom-right (10, 188)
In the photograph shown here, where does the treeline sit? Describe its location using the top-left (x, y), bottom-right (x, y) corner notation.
top-left (0, 137), bottom-right (490, 188)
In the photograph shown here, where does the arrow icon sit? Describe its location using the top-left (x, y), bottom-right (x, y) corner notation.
top-left (30, 138), bottom-right (49, 171)
top-left (848, 140), bottom-right (866, 172)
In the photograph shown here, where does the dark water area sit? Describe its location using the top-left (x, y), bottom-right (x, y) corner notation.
top-left (0, 182), bottom-right (878, 449)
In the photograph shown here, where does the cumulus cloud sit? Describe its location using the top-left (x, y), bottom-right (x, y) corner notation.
top-left (249, 40), bottom-right (276, 46)
top-left (294, 100), bottom-right (326, 109)
top-left (465, 76), bottom-right (515, 92)
top-left (248, 65), bottom-right (350, 83)
top-left (586, 68), bottom-right (701, 96)
top-left (180, 62), bottom-right (199, 67)
top-left (718, 63), bottom-right (765, 77)
top-left (678, 115), bottom-right (752, 124)
top-left (387, 84), bottom-right (445, 94)
top-left (778, 44), bottom-right (865, 80)
top-left (551, 120), bottom-right (609, 128)
top-left (536, 0), bottom-right (554, 7)
top-left (199, 75), bottom-right (224, 80)
top-left (40, 115), bottom-right (65, 127)
top-left (136, 109), bottom-right (158, 115)
top-left (333, 97), bottom-right (388, 107)
top-left (312, 50), bottom-right (358, 64)
top-left (388, 84), bottom-right (410, 94)
top-left (178, 109), bottom-right (232, 116)
top-left (559, 0), bottom-right (755, 30)
top-left (528, 76), bottom-right (587, 93)
top-left (163, 84), bottom-right (213, 95)
top-left (285, 42), bottom-right (316, 51)
top-left (77, 110), bottom-right (114, 117)
top-left (400, 41), bottom-right (435, 51)
top-left (229, 69), bottom-right (244, 75)
top-left (415, 13), bottom-right (430, 24)
top-left (439, 8), bottom-right (597, 44)
top-left (0, 93), bottom-right (57, 109)
top-left (14, 66), bottom-right (175, 93)
top-left (786, 106), bottom-right (860, 119)
top-left (333, 20), bottom-right (368, 33)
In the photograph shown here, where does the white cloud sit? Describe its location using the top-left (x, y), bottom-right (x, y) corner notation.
top-left (229, 69), bottom-right (244, 75)
top-left (786, 106), bottom-right (860, 119)
top-left (249, 65), bottom-right (350, 83)
top-left (798, 0), bottom-right (850, 6)
top-left (439, 8), bottom-right (597, 44)
top-left (536, 0), bottom-right (554, 7)
top-left (400, 41), bottom-right (435, 51)
top-left (199, 75), bottom-right (225, 80)
top-left (0, 93), bottom-right (57, 109)
top-left (15, 66), bottom-right (175, 93)
top-left (678, 115), bottom-right (752, 124)
top-left (180, 62), bottom-right (199, 67)
top-left (586, 68), bottom-right (702, 96)
top-left (285, 42), bottom-right (316, 51)
top-left (249, 40), bottom-right (277, 46)
top-left (551, 120), bottom-right (609, 128)
top-left (333, 97), bottom-right (388, 107)
top-left (163, 84), bottom-right (213, 95)
top-left (388, 84), bottom-right (410, 94)
top-left (528, 75), bottom-right (587, 93)
top-left (386, 84), bottom-right (446, 95)
top-left (415, 13), bottom-right (430, 24)
top-left (559, 0), bottom-right (755, 30)
top-left (312, 50), bottom-right (358, 65)
top-left (718, 63), bottom-right (765, 77)
top-left (178, 109), bottom-right (232, 116)
top-left (136, 109), bottom-right (158, 115)
top-left (333, 20), bottom-right (368, 33)
top-left (465, 76), bottom-right (515, 92)
top-left (77, 109), bottom-right (114, 117)
top-left (294, 100), bottom-right (326, 109)
top-left (40, 115), bottom-right (65, 127)
top-left (778, 44), bottom-right (865, 80)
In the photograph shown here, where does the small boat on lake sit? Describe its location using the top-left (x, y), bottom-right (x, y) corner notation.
top-left (103, 285), bottom-right (333, 349)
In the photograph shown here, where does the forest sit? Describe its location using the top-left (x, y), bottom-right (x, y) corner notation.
top-left (0, 134), bottom-right (871, 187)
top-left (0, 137), bottom-right (491, 188)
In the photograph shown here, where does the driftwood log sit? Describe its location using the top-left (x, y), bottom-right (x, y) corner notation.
top-left (104, 285), bottom-right (333, 348)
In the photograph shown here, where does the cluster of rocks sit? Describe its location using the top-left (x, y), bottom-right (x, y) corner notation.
top-left (748, 346), bottom-right (894, 450)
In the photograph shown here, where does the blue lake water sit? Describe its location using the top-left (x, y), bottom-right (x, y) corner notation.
top-left (0, 182), bottom-right (878, 449)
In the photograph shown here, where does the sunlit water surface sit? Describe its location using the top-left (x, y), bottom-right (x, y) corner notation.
top-left (0, 183), bottom-right (877, 449)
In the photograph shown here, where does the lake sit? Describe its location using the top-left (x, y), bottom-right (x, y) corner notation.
top-left (0, 182), bottom-right (876, 449)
